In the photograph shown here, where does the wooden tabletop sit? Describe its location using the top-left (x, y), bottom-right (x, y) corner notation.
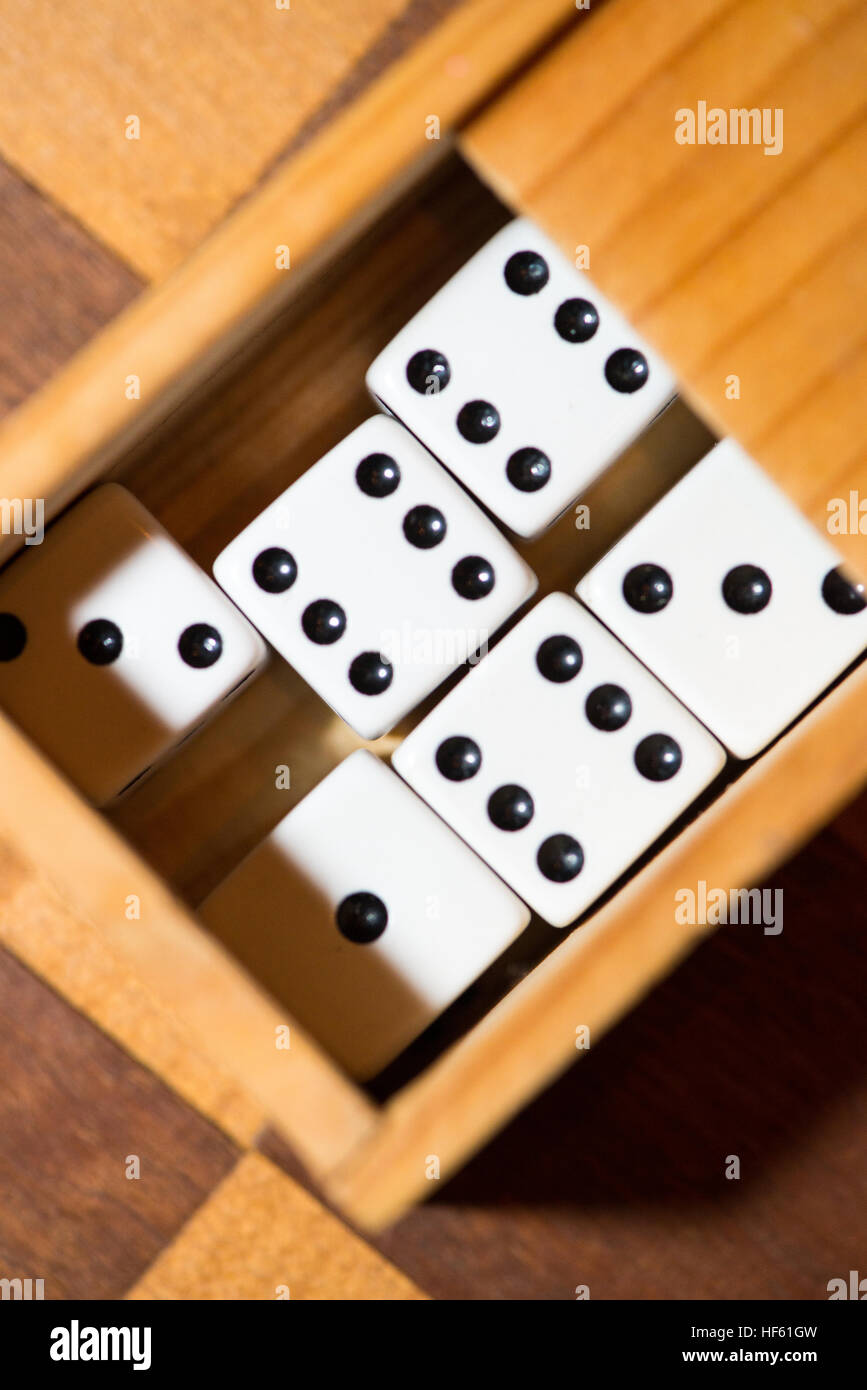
top-left (0, 0), bottom-right (865, 1300)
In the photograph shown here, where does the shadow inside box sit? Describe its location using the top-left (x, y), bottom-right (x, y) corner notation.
top-left (429, 804), bottom-right (867, 1210)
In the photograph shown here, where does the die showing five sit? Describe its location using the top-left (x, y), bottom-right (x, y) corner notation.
top-left (1, 215), bottom-right (860, 1080)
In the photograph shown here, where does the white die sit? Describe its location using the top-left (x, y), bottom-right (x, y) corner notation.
top-left (392, 593), bottom-right (726, 928)
top-left (199, 749), bottom-right (529, 1079)
top-left (212, 416), bottom-right (536, 739)
top-left (577, 439), bottom-right (867, 759)
top-left (366, 217), bottom-right (676, 539)
top-left (0, 484), bottom-right (266, 804)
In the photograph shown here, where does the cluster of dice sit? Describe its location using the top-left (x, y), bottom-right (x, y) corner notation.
top-left (1, 219), bottom-right (864, 1079)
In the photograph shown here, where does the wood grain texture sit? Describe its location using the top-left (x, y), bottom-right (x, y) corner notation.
top-left (365, 800), bottom-right (867, 1299)
top-left (462, 0), bottom-right (867, 576)
top-left (0, 947), bottom-right (239, 1300)
top-left (264, 796), bottom-right (867, 1296)
top-left (107, 160), bottom-right (512, 905)
top-left (261, 0), bottom-right (471, 169)
top-left (326, 660), bottom-right (867, 1228)
top-left (0, 0), bottom-right (578, 566)
top-left (0, 0), bottom-right (863, 1273)
top-left (459, 0), bottom-right (738, 199)
top-left (1, 144), bottom-right (863, 1237)
top-left (127, 1152), bottom-right (424, 1300)
top-left (0, 4), bottom-right (460, 416)
top-left (0, 836), bottom-right (264, 1149)
top-left (0, 711), bottom-right (377, 1175)
top-left (0, 159), bottom-right (142, 416)
top-left (0, 0), bottom-right (417, 280)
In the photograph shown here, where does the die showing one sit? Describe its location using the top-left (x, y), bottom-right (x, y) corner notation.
top-left (0, 484), bottom-right (266, 804)
top-left (366, 217), bottom-right (676, 539)
top-left (212, 416), bottom-right (537, 740)
top-left (392, 593), bottom-right (726, 928)
top-left (577, 439), bottom-right (867, 759)
top-left (198, 749), bottom-right (530, 1079)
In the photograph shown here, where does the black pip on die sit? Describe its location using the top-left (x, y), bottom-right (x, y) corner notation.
top-left (366, 217), bottom-right (676, 539)
top-left (393, 593), bottom-right (726, 928)
top-left (578, 439), bottom-right (867, 759)
top-left (212, 416), bottom-right (536, 740)
top-left (0, 485), bottom-right (266, 804)
top-left (199, 750), bottom-right (529, 1079)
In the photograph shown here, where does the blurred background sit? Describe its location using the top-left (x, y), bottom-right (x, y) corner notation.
top-left (0, 0), bottom-right (864, 1300)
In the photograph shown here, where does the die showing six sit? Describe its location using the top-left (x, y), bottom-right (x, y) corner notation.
top-left (367, 217), bottom-right (676, 538)
top-left (1, 215), bottom-right (861, 1077)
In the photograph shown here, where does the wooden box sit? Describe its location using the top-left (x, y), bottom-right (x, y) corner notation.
top-left (0, 0), bottom-right (864, 1230)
